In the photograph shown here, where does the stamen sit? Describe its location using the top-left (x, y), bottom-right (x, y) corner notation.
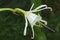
top-left (40, 23), bottom-right (55, 32)
top-left (45, 26), bottom-right (55, 32)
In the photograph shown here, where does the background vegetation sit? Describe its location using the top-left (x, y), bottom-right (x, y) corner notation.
top-left (0, 0), bottom-right (60, 40)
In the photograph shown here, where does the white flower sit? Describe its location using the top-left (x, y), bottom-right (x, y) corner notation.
top-left (23, 3), bottom-right (52, 39)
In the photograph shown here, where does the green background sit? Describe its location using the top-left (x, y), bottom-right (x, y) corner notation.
top-left (0, 0), bottom-right (60, 40)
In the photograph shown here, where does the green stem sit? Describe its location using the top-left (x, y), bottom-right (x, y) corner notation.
top-left (0, 8), bottom-right (27, 15)
top-left (14, 8), bottom-right (27, 15)
top-left (0, 8), bottom-right (14, 12)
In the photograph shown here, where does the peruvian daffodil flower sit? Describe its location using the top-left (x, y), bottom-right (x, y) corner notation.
top-left (23, 3), bottom-right (55, 39)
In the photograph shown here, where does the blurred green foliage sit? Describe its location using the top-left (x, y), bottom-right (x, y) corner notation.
top-left (0, 0), bottom-right (60, 40)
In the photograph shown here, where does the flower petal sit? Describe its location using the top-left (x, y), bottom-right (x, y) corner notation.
top-left (40, 20), bottom-right (47, 25)
top-left (35, 5), bottom-right (47, 10)
top-left (30, 7), bottom-right (52, 12)
top-left (31, 25), bottom-right (34, 39)
top-left (35, 7), bottom-right (52, 12)
top-left (30, 3), bottom-right (34, 11)
top-left (24, 16), bottom-right (28, 36)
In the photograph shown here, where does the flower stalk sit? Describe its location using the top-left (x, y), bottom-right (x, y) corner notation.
top-left (0, 8), bottom-right (14, 11)
top-left (0, 8), bottom-right (27, 15)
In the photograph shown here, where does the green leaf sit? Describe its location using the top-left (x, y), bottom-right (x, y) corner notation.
top-left (34, 27), bottom-right (47, 40)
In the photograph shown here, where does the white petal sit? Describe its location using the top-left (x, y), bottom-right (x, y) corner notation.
top-left (24, 16), bottom-right (28, 36)
top-left (36, 7), bottom-right (52, 12)
top-left (30, 7), bottom-right (52, 12)
top-left (31, 25), bottom-right (34, 39)
top-left (30, 3), bottom-right (34, 11)
top-left (40, 20), bottom-right (47, 25)
top-left (35, 5), bottom-right (47, 10)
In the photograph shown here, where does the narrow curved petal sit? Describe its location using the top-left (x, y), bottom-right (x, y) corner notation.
top-left (35, 5), bottom-right (47, 10)
top-left (40, 20), bottom-right (47, 25)
top-left (46, 7), bottom-right (52, 11)
top-left (24, 17), bottom-right (28, 36)
top-left (30, 3), bottom-right (34, 11)
top-left (31, 25), bottom-right (34, 39)
top-left (31, 7), bottom-right (52, 12)
top-left (36, 7), bottom-right (52, 12)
